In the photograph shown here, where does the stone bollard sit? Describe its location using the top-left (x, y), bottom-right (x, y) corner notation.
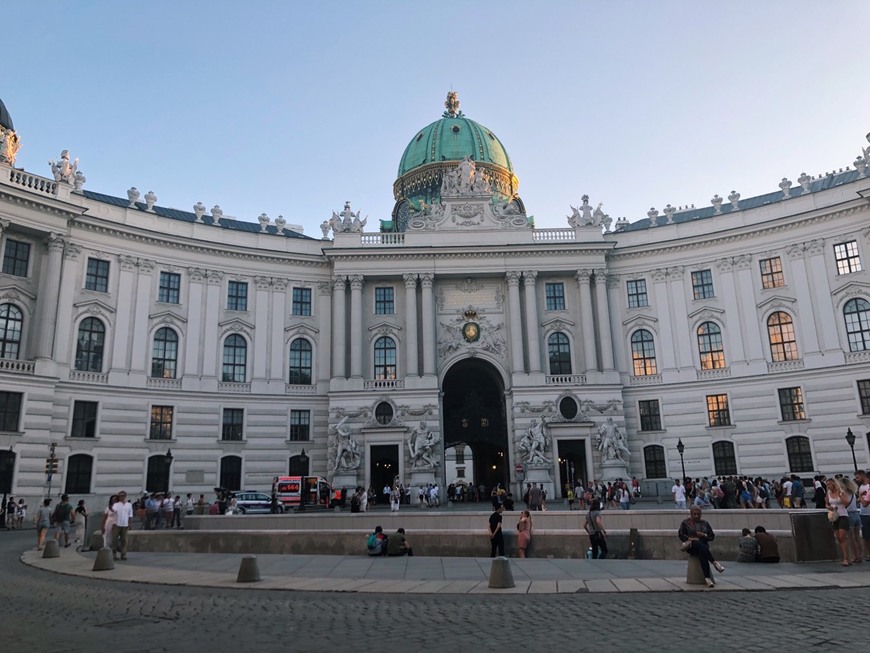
top-left (42, 539), bottom-right (60, 559)
top-left (237, 555), bottom-right (261, 583)
top-left (93, 547), bottom-right (115, 571)
top-left (488, 556), bottom-right (515, 589)
top-left (89, 531), bottom-right (104, 552)
top-left (686, 555), bottom-right (705, 585)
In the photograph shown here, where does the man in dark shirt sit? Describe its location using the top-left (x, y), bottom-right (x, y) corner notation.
top-left (754, 526), bottom-right (780, 563)
top-left (386, 528), bottom-right (414, 556)
top-left (489, 504), bottom-right (504, 557)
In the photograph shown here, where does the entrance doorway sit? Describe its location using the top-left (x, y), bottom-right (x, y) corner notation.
top-left (556, 439), bottom-right (587, 498)
top-left (442, 359), bottom-right (508, 492)
top-left (370, 444), bottom-right (399, 500)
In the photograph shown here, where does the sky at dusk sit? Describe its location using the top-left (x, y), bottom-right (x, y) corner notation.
top-left (4, 2), bottom-right (869, 235)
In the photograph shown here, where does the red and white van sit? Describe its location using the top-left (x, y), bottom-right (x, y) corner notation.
top-left (272, 475), bottom-right (333, 510)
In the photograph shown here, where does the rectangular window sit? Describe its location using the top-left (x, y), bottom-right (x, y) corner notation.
top-left (834, 240), bottom-right (862, 275)
top-left (456, 468), bottom-right (465, 478)
top-left (759, 256), bottom-right (784, 289)
top-left (2, 239), bottom-right (31, 277)
top-left (545, 282), bottom-right (566, 311)
top-left (71, 401), bottom-right (98, 438)
top-left (778, 387), bottom-right (806, 421)
top-left (149, 406), bottom-right (174, 440)
top-left (292, 287), bottom-right (312, 316)
top-left (638, 399), bottom-right (662, 431)
top-left (691, 269), bottom-right (715, 300)
top-left (85, 258), bottom-right (110, 292)
top-left (158, 272), bottom-right (181, 304)
top-left (375, 287), bottom-right (394, 315)
top-left (289, 409), bottom-right (310, 441)
top-left (222, 408), bottom-right (244, 441)
top-left (626, 279), bottom-right (648, 308)
top-left (227, 281), bottom-right (248, 311)
top-left (0, 391), bottom-right (23, 432)
top-left (643, 446), bottom-right (667, 479)
top-left (859, 380), bottom-right (870, 415)
top-left (706, 394), bottom-right (731, 427)
top-left (455, 449), bottom-right (465, 464)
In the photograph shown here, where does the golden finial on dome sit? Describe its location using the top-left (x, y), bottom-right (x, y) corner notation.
top-left (444, 91), bottom-right (461, 117)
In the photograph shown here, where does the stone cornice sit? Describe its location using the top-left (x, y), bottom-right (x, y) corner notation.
top-left (327, 246), bottom-right (611, 264)
top-left (0, 187), bottom-right (84, 221)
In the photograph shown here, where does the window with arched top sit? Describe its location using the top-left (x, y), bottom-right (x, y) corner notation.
top-left (220, 455), bottom-right (242, 491)
top-left (289, 338), bottom-right (312, 384)
top-left (697, 321), bottom-right (726, 370)
top-left (75, 317), bottom-right (105, 372)
top-left (222, 334), bottom-right (247, 382)
top-left (64, 454), bottom-right (93, 495)
top-left (0, 304), bottom-right (23, 360)
top-left (146, 455), bottom-right (171, 493)
top-left (373, 336), bottom-right (396, 380)
top-left (151, 327), bottom-right (178, 379)
top-left (630, 329), bottom-right (657, 376)
top-left (547, 332), bottom-right (572, 375)
top-left (844, 298), bottom-right (870, 352)
top-left (786, 436), bottom-right (814, 473)
top-left (767, 312), bottom-right (798, 361)
top-left (712, 441), bottom-right (737, 476)
top-left (643, 445), bottom-right (666, 479)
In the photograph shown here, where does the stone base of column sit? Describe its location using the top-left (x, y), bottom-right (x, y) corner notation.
top-left (332, 473), bottom-right (359, 491)
top-left (598, 459), bottom-right (629, 482)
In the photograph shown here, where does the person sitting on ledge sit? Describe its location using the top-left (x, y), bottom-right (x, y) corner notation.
top-left (754, 525), bottom-right (780, 563)
top-left (386, 527), bottom-right (414, 557)
top-left (737, 528), bottom-right (759, 562)
top-left (678, 505), bottom-right (725, 588)
top-left (366, 525), bottom-right (388, 556)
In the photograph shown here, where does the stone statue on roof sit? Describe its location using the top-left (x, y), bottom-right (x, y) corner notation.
top-left (49, 149), bottom-right (77, 183)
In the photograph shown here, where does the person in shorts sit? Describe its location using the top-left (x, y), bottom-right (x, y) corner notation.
top-left (857, 470), bottom-right (870, 561)
top-left (53, 494), bottom-right (74, 548)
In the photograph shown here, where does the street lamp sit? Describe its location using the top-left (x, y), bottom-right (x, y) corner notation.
top-left (164, 448), bottom-right (174, 493)
top-left (676, 438), bottom-right (687, 483)
top-left (298, 449), bottom-right (308, 512)
top-left (846, 428), bottom-right (858, 473)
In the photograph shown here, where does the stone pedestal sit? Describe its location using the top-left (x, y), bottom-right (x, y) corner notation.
top-left (332, 473), bottom-right (359, 491)
top-left (410, 469), bottom-right (437, 490)
top-left (525, 466), bottom-right (554, 502)
top-left (599, 459), bottom-right (629, 482)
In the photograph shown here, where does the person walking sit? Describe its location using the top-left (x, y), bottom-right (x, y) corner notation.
top-left (857, 470), bottom-right (870, 561)
top-left (390, 486), bottom-right (401, 512)
top-left (100, 494), bottom-right (118, 549)
top-left (678, 505), bottom-right (725, 588)
top-left (826, 477), bottom-right (854, 566)
top-left (584, 499), bottom-right (608, 559)
top-left (489, 504), bottom-right (505, 557)
top-left (672, 479), bottom-right (687, 510)
top-left (35, 498), bottom-right (52, 551)
top-left (110, 491), bottom-right (133, 561)
top-left (73, 499), bottom-right (88, 545)
top-left (53, 494), bottom-right (74, 548)
top-left (517, 510), bottom-right (532, 558)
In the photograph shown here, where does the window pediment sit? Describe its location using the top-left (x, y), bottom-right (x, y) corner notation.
top-left (687, 305), bottom-right (724, 321)
top-left (540, 317), bottom-right (576, 331)
top-left (832, 280), bottom-right (870, 301)
top-left (73, 298), bottom-right (116, 315)
top-left (284, 324), bottom-right (319, 341)
top-left (756, 295), bottom-right (797, 311)
top-left (622, 313), bottom-right (658, 333)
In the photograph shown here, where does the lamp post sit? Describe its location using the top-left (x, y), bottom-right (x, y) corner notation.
top-left (298, 449), bottom-right (308, 512)
top-left (846, 428), bottom-right (858, 473)
top-left (164, 448), bottom-right (173, 494)
top-left (676, 438), bottom-right (687, 483)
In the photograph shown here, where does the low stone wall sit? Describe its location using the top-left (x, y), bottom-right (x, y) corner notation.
top-left (129, 508), bottom-right (818, 562)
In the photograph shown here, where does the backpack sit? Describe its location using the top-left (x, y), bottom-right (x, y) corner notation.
top-left (367, 533), bottom-right (378, 550)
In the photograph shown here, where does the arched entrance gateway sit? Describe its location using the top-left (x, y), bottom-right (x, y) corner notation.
top-left (441, 359), bottom-right (509, 491)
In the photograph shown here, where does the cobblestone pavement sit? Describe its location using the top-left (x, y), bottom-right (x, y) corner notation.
top-left (0, 530), bottom-right (866, 652)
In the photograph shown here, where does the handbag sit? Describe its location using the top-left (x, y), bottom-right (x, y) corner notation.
top-left (680, 540), bottom-right (692, 552)
top-left (827, 509), bottom-right (838, 523)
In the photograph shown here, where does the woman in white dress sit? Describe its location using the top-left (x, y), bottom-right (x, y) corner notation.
top-left (101, 494), bottom-right (118, 548)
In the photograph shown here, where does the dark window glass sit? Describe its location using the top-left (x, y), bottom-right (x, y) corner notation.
top-left (760, 257), bottom-right (784, 289)
top-left (64, 454), bottom-right (93, 495)
top-left (706, 394), bottom-right (731, 427)
top-left (85, 258), bottom-right (110, 292)
top-left (2, 239), bottom-right (30, 277)
top-left (146, 455), bottom-right (171, 493)
top-left (455, 448), bottom-right (465, 464)
top-left (222, 334), bottom-right (247, 382)
top-left (0, 391), bottom-right (22, 432)
top-left (292, 287), bottom-right (312, 316)
top-left (375, 402), bottom-right (394, 425)
top-left (158, 272), bottom-right (181, 303)
top-left (630, 329), bottom-right (657, 376)
top-left (227, 281), bottom-right (248, 311)
top-left (778, 387), bottom-right (806, 421)
top-left (834, 241), bottom-right (862, 275)
top-left (643, 445), bottom-right (667, 479)
top-left (545, 282), bottom-right (566, 311)
top-left (288, 338), bottom-right (312, 384)
top-left (547, 332), bottom-right (572, 375)
top-left (844, 298), bottom-right (870, 352)
top-left (375, 287), bottom-right (394, 315)
top-left (71, 401), bottom-right (98, 438)
top-left (626, 279), bottom-right (648, 308)
top-left (149, 406), bottom-right (174, 440)
top-left (768, 312), bottom-right (798, 361)
top-left (0, 303), bottom-right (23, 359)
top-left (220, 456), bottom-right (242, 491)
top-left (151, 327), bottom-right (178, 379)
top-left (712, 441), bottom-right (738, 476)
top-left (858, 380), bottom-right (870, 415)
top-left (373, 336), bottom-right (396, 380)
top-left (638, 399), bottom-right (661, 431)
top-left (288, 454), bottom-right (309, 476)
top-left (691, 269), bottom-right (715, 300)
top-left (289, 410), bottom-right (310, 441)
top-left (786, 436), bottom-right (814, 473)
top-left (75, 317), bottom-right (105, 372)
top-left (697, 322), bottom-right (726, 369)
top-left (222, 408), bottom-right (244, 441)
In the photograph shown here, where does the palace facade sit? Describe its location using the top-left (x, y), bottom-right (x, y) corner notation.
top-left (1, 92), bottom-right (870, 503)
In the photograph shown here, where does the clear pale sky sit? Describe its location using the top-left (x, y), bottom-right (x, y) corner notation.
top-left (4, 2), bottom-right (869, 234)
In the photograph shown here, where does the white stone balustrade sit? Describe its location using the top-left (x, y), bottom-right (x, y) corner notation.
top-left (8, 169), bottom-right (57, 195)
top-left (533, 228), bottom-right (575, 242)
top-left (68, 371), bottom-right (108, 384)
top-left (545, 374), bottom-right (587, 385)
top-left (217, 382), bottom-right (251, 393)
top-left (360, 233), bottom-right (405, 246)
top-left (0, 359), bottom-right (35, 374)
top-left (364, 379), bottom-right (405, 390)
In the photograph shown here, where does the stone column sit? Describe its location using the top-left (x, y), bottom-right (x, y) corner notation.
top-left (253, 276), bottom-right (271, 382)
top-left (506, 271), bottom-right (525, 372)
top-left (317, 281), bottom-right (332, 383)
top-left (332, 276), bottom-right (347, 379)
top-left (593, 269), bottom-right (615, 371)
top-left (404, 273), bottom-right (419, 377)
top-left (34, 234), bottom-right (65, 359)
top-left (786, 244), bottom-right (821, 357)
top-left (349, 274), bottom-right (364, 378)
top-left (523, 271), bottom-right (542, 373)
top-left (184, 268), bottom-right (206, 378)
top-left (665, 266), bottom-right (692, 369)
top-left (420, 273), bottom-right (436, 376)
top-left (109, 255), bottom-right (138, 373)
top-left (715, 258), bottom-right (746, 365)
top-left (202, 270), bottom-right (222, 379)
top-left (130, 259), bottom-right (157, 374)
top-left (576, 269), bottom-right (598, 373)
top-left (733, 255), bottom-right (764, 362)
top-left (805, 239), bottom-right (839, 352)
top-left (270, 279), bottom-right (287, 381)
top-left (53, 242), bottom-right (81, 366)
top-left (650, 268), bottom-right (677, 370)
top-left (605, 273), bottom-right (626, 371)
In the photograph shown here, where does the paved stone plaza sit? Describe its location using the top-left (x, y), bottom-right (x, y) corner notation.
top-left (1, 529), bottom-right (867, 651)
